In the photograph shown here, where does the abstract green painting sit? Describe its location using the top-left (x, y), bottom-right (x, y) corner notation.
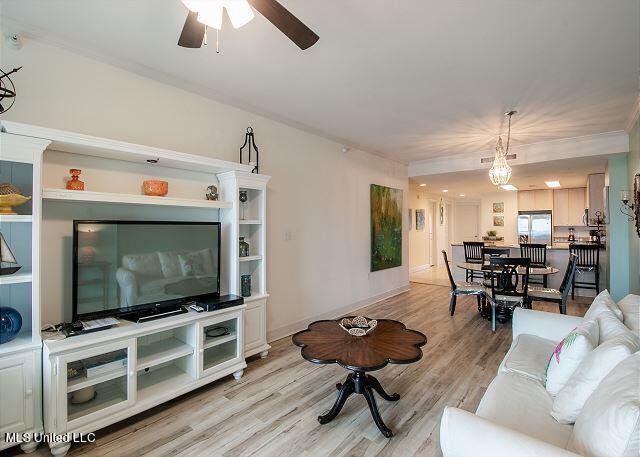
top-left (370, 184), bottom-right (402, 271)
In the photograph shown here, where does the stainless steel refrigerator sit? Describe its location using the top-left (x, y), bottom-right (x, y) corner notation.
top-left (518, 211), bottom-right (552, 245)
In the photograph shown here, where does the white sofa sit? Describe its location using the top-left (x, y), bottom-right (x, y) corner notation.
top-left (440, 294), bottom-right (639, 457)
top-left (116, 249), bottom-right (217, 307)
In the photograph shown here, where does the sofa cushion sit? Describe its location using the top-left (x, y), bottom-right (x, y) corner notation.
top-left (568, 353), bottom-right (640, 457)
top-left (476, 372), bottom-right (573, 448)
top-left (157, 251), bottom-right (184, 278)
top-left (583, 290), bottom-right (623, 322)
top-left (545, 319), bottom-right (599, 396)
top-left (122, 252), bottom-right (163, 278)
top-left (551, 325), bottom-right (639, 424)
top-left (178, 248), bottom-right (215, 277)
top-left (598, 307), bottom-right (636, 343)
top-left (617, 294), bottom-right (640, 333)
top-left (499, 334), bottom-right (556, 383)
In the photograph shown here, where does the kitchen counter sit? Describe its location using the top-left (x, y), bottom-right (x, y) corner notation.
top-left (450, 243), bottom-right (608, 297)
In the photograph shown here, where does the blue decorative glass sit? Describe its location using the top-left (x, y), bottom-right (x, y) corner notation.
top-left (0, 306), bottom-right (23, 344)
top-left (241, 275), bottom-right (252, 298)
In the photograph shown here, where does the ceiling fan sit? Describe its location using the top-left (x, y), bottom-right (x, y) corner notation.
top-left (178, 0), bottom-right (319, 50)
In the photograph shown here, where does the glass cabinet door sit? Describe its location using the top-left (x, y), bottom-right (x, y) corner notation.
top-left (199, 311), bottom-right (243, 377)
top-left (57, 339), bottom-right (135, 429)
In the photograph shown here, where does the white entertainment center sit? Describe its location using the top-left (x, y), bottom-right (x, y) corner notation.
top-left (0, 121), bottom-right (270, 456)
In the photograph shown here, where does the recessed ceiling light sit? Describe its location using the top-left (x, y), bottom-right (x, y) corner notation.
top-left (500, 184), bottom-right (518, 191)
top-left (442, 189), bottom-right (448, 193)
top-left (545, 181), bottom-right (561, 188)
top-left (459, 194), bottom-right (465, 197)
top-left (419, 183), bottom-right (427, 187)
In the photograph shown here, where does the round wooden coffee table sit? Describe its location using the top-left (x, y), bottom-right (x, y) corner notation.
top-left (292, 318), bottom-right (427, 437)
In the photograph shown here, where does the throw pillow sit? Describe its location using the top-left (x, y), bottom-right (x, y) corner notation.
top-left (551, 323), bottom-right (639, 423)
top-left (545, 319), bottom-right (599, 396)
top-left (158, 251), bottom-right (184, 278)
top-left (583, 290), bottom-right (623, 322)
top-left (568, 353), bottom-right (640, 457)
top-left (179, 253), bottom-right (203, 276)
top-left (617, 294), bottom-right (640, 333)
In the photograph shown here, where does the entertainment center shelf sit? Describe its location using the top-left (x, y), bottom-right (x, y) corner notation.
top-left (0, 214), bottom-right (33, 223)
top-left (0, 271), bottom-right (32, 285)
top-left (136, 338), bottom-right (194, 371)
top-left (1, 122), bottom-right (271, 456)
top-left (42, 188), bottom-right (233, 209)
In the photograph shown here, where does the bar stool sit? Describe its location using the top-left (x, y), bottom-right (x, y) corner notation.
top-left (463, 241), bottom-right (484, 282)
top-left (520, 243), bottom-right (548, 287)
top-left (569, 244), bottom-right (600, 299)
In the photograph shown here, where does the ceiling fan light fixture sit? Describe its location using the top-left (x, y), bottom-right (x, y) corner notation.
top-left (182, 0), bottom-right (254, 30)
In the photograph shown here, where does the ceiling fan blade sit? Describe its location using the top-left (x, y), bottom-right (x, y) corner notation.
top-left (247, 0), bottom-right (319, 50)
top-left (178, 11), bottom-right (206, 48)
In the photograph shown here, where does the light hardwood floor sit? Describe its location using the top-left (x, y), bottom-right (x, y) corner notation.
top-left (6, 284), bottom-right (588, 457)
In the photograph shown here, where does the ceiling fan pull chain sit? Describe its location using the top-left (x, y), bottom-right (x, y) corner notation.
top-left (216, 28), bottom-right (220, 54)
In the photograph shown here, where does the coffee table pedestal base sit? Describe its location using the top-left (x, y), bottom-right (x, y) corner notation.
top-left (318, 371), bottom-right (399, 438)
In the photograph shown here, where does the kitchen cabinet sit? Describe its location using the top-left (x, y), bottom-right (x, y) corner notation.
top-left (518, 189), bottom-right (553, 211)
top-left (586, 173), bottom-right (606, 225)
top-left (568, 188), bottom-right (587, 226)
top-left (553, 188), bottom-right (587, 227)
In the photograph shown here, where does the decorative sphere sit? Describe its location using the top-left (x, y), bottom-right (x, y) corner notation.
top-left (0, 306), bottom-right (22, 344)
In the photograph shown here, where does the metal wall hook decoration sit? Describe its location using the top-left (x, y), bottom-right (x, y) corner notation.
top-left (239, 126), bottom-right (259, 174)
top-left (0, 66), bottom-right (22, 114)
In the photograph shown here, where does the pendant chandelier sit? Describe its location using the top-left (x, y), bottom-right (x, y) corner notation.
top-left (489, 110), bottom-right (516, 186)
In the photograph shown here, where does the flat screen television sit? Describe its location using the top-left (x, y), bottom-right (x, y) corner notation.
top-left (73, 220), bottom-right (221, 320)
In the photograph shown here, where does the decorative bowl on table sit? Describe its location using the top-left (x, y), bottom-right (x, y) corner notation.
top-left (143, 180), bottom-right (168, 196)
top-left (0, 183), bottom-right (31, 215)
top-left (339, 316), bottom-right (377, 336)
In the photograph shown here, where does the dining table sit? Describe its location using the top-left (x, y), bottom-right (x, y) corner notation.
top-left (455, 262), bottom-right (560, 277)
top-left (455, 261), bottom-right (560, 323)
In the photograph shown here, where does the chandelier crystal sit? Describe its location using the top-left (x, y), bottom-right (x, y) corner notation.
top-left (489, 111), bottom-right (516, 186)
top-left (489, 137), bottom-right (512, 185)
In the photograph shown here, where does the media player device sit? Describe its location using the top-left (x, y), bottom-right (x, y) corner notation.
top-left (195, 294), bottom-right (244, 312)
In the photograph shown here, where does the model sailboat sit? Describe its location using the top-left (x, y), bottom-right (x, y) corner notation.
top-left (0, 233), bottom-right (21, 275)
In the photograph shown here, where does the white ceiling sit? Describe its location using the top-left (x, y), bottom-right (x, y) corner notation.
top-left (410, 155), bottom-right (610, 196)
top-left (1, 0), bottom-right (638, 163)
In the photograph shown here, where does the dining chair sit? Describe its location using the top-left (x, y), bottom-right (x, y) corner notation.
top-left (569, 244), bottom-right (600, 299)
top-left (481, 247), bottom-right (510, 286)
top-left (485, 257), bottom-right (530, 332)
top-left (442, 250), bottom-right (485, 317)
top-left (520, 243), bottom-right (548, 287)
top-left (527, 254), bottom-right (578, 315)
top-left (463, 241), bottom-right (484, 282)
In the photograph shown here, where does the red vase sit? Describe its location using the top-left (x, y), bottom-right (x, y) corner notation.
top-left (66, 169), bottom-right (84, 191)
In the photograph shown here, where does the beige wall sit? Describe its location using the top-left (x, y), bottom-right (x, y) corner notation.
top-left (408, 188), bottom-right (453, 268)
top-left (629, 119), bottom-right (640, 294)
top-left (480, 192), bottom-right (519, 244)
top-left (2, 39), bottom-right (409, 338)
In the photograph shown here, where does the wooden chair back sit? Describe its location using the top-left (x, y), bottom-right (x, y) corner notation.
top-left (520, 243), bottom-right (547, 267)
top-left (442, 250), bottom-right (457, 291)
top-left (569, 244), bottom-right (600, 268)
top-left (560, 254), bottom-right (579, 296)
top-left (463, 241), bottom-right (484, 263)
top-left (488, 257), bottom-right (531, 301)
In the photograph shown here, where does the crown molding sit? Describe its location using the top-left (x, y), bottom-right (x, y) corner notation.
top-left (625, 94), bottom-right (640, 133)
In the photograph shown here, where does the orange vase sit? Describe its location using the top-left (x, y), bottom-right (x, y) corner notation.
top-left (66, 169), bottom-right (85, 191)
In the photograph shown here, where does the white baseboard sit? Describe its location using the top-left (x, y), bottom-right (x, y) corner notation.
top-left (266, 284), bottom-right (411, 343)
top-left (410, 264), bottom-right (432, 273)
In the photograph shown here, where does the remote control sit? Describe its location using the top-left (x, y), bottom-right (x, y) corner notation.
top-left (189, 304), bottom-right (205, 313)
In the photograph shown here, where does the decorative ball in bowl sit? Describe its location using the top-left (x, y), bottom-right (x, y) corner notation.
top-left (339, 316), bottom-right (378, 336)
top-left (143, 180), bottom-right (168, 197)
